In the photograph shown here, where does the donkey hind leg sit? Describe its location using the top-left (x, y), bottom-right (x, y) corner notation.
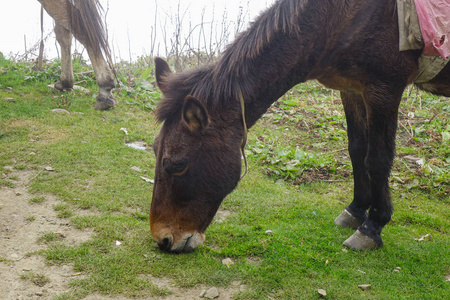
top-left (335, 92), bottom-right (370, 230)
top-left (343, 88), bottom-right (401, 250)
top-left (84, 47), bottom-right (117, 110)
top-left (54, 23), bottom-right (74, 91)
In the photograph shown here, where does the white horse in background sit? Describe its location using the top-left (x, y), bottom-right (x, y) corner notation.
top-left (38, 0), bottom-right (116, 110)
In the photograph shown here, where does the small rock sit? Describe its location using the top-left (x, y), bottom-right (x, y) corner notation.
top-left (393, 267), bottom-right (401, 273)
top-left (5, 97), bottom-right (16, 102)
top-left (131, 166), bottom-right (142, 172)
top-left (342, 248), bottom-right (348, 253)
top-left (35, 291), bottom-right (43, 296)
top-left (15, 192), bottom-right (22, 196)
top-left (222, 258), bottom-right (234, 267)
top-left (51, 108), bottom-right (70, 115)
top-left (72, 85), bottom-right (90, 93)
top-left (358, 284), bottom-right (371, 291)
top-left (199, 290), bottom-right (206, 297)
top-left (318, 289), bottom-right (327, 297)
top-left (445, 275), bottom-right (450, 282)
top-left (204, 287), bottom-right (219, 299)
top-left (29, 152), bottom-right (36, 156)
top-left (44, 166), bottom-right (54, 172)
top-left (265, 230), bottom-right (273, 236)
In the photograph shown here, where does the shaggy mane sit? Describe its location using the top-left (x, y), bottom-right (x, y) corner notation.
top-left (156, 0), bottom-right (306, 123)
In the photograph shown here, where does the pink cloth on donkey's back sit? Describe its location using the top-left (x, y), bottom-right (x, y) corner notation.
top-left (414, 0), bottom-right (450, 59)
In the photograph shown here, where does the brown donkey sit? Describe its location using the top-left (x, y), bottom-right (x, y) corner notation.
top-left (151, 0), bottom-right (450, 253)
top-left (38, 0), bottom-right (116, 110)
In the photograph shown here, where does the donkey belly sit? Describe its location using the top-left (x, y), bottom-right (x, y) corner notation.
top-left (416, 63), bottom-right (450, 97)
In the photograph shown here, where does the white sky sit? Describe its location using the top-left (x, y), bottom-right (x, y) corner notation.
top-left (1, 0), bottom-right (276, 61)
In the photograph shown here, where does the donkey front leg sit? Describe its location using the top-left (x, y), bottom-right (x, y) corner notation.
top-left (334, 92), bottom-right (370, 230)
top-left (343, 88), bottom-right (402, 250)
top-left (54, 23), bottom-right (73, 91)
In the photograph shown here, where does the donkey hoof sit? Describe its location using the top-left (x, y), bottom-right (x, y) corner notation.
top-left (95, 96), bottom-right (117, 110)
top-left (343, 230), bottom-right (381, 250)
top-left (54, 81), bottom-right (72, 91)
top-left (334, 209), bottom-right (364, 230)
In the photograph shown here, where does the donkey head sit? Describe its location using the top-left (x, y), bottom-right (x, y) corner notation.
top-left (150, 58), bottom-right (244, 253)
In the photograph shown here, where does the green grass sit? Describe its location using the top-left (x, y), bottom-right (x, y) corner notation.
top-left (29, 196), bottom-right (46, 204)
top-left (20, 271), bottom-right (51, 287)
top-left (38, 232), bottom-right (63, 244)
top-left (0, 57), bottom-right (449, 299)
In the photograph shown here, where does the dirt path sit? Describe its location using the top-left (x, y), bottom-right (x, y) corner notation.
top-left (0, 168), bottom-right (241, 300)
top-left (0, 169), bottom-right (93, 299)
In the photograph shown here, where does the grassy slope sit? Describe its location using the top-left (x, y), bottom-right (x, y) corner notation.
top-left (0, 58), bottom-right (449, 299)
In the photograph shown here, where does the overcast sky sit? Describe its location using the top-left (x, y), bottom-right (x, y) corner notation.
top-left (1, 0), bottom-right (276, 61)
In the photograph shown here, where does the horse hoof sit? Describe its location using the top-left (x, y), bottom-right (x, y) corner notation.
top-left (334, 209), bottom-right (364, 230)
top-left (54, 81), bottom-right (72, 91)
top-left (343, 230), bottom-right (381, 250)
top-left (95, 96), bottom-right (117, 110)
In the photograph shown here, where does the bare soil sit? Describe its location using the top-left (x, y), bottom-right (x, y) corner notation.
top-left (0, 169), bottom-right (93, 299)
top-left (0, 168), bottom-right (241, 300)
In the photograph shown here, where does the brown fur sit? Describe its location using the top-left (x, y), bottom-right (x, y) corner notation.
top-left (151, 0), bottom-right (449, 252)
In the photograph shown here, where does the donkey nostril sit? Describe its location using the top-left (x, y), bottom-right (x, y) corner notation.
top-left (158, 237), bottom-right (172, 252)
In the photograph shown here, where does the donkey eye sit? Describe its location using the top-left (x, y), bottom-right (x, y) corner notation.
top-left (163, 158), bottom-right (189, 176)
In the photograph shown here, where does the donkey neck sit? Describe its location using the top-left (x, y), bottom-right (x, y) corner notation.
top-left (207, 0), bottom-right (382, 128)
top-left (208, 0), bottom-right (324, 127)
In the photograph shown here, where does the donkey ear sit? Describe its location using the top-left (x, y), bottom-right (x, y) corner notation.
top-left (182, 96), bottom-right (209, 133)
top-left (154, 57), bottom-right (172, 93)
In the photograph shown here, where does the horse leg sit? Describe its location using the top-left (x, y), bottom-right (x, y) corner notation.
top-left (54, 23), bottom-right (73, 91)
top-left (343, 87), bottom-right (402, 250)
top-left (334, 92), bottom-right (370, 230)
top-left (39, 0), bottom-right (116, 110)
top-left (84, 46), bottom-right (117, 110)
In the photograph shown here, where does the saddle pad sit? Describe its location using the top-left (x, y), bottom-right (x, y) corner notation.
top-left (397, 0), bottom-right (450, 83)
top-left (397, 0), bottom-right (423, 52)
top-left (415, 0), bottom-right (450, 59)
